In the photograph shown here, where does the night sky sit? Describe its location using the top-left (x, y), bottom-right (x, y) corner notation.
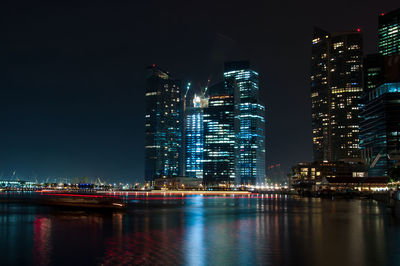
top-left (0, 1), bottom-right (398, 183)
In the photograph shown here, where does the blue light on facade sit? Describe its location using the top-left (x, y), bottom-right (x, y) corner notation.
top-left (185, 95), bottom-right (207, 179)
top-left (145, 66), bottom-right (183, 182)
top-left (360, 82), bottom-right (400, 176)
top-left (203, 82), bottom-right (236, 187)
top-left (224, 61), bottom-right (266, 186)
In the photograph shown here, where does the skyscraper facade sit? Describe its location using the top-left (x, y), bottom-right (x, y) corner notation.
top-left (329, 31), bottom-right (363, 160)
top-left (359, 8), bottom-right (400, 176)
top-left (144, 65), bottom-right (183, 182)
top-left (378, 8), bottom-right (400, 56)
top-left (363, 54), bottom-right (385, 93)
top-left (311, 28), bottom-right (363, 162)
top-left (311, 28), bottom-right (331, 161)
top-left (203, 82), bottom-right (236, 187)
top-left (224, 61), bottom-right (266, 186)
top-left (185, 94), bottom-right (208, 179)
top-left (359, 82), bottom-right (400, 176)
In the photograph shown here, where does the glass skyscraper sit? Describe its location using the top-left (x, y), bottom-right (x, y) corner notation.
top-left (359, 8), bottom-right (400, 176)
top-left (203, 82), bottom-right (236, 187)
top-left (378, 8), bottom-right (400, 56)
top-left (185, 94), bottom-right (208, 179)
top-left (144, 65), bottom-right (183, 183)
top-left (359, 83), bottom-right (400, 176)
top-left (311, 28), bottom-right (363, 162)
top-left (146, 62), bottom-right (266, 188)
top-left (363, 54), bottom-right (385, 93)
top-left (224, 61), bottom-right (266, 186)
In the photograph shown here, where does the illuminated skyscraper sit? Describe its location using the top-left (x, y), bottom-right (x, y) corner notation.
top-left (311, 28), bottom-right (363, 161)
top-left (185, 93), bottom-right (208, 179)
top-left (224, 61), bottom-right (266, 186)
top-left (378, 8), bottom-right (400, 56)
top-left (144, 65), bottom-right (183, 182)
top-left (311, 28), bottom-right (331, 161)
top-left (329, 31), bottom-right (363, 160)
top-left (203, 82), bottom-right (236, 187)
top-left (359, 82), bottom-right (400, 176)
top-left (359, 8), bottom-right (400, 176)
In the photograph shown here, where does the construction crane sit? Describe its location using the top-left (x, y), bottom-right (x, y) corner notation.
top-left (203, 77), bottom-right (211, 95)
top-left (184, 82), bottom-right (191, 99)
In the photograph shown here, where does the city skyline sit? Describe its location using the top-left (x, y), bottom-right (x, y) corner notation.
top-left (0, 1), bottom-right (399, 183)
top-left (2, 3), bottom-right (400, 266)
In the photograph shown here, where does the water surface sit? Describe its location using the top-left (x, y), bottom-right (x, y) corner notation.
top-left (1, 194), bottom-right (399, 265)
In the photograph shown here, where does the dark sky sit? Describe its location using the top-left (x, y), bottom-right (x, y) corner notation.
top-left (0, 0), bottom-right (398, 183)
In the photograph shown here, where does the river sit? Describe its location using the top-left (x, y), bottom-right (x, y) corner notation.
top-left (1, 194), bottom-right (399, 265)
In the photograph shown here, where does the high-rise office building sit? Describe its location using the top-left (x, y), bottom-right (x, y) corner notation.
top-left (224, 61), bottom-right (266, 186)
top-left (311, 28), bottom-right (363, 162)
top-left (359, 82), bottom-right (400, 176)
top-left (203, 82), bottom-right (236, 187)
top-left (329, 31), bottom-right (364, 160)
top-left (359, 8), bottom-right (400, 176)
top-left (185, 93), bottom-right (208, 179)
top-left (144, 65), bottom-right (183, 183)
top-left (311, 28), bottom-right (331, 161)
top-left (363, 54), bottom-right (385, 93)
top-left (378, 8), bottom-right (400, 56)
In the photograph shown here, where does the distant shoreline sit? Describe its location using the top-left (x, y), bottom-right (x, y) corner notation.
top-left (98, 190), bottom-right (253, 195)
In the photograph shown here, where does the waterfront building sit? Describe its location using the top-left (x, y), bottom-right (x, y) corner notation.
top-left (291, 161), bottom-right (367, 189)
top-left (144, 65), bottom-right (183, 183)
top-left (359, 81), bottom-right (400, 176)
top-left (360, 81), bottom-right (400, 176)
top-left (224, 61), bottom-right (266, 186)
top-left (203, 82), bottom-right (236, 188)
top-left (378, 8), bottom-right (400, 56)
top-left (359, 8), bottom-right (400, 176)
top-left (154, 176), bottom-right (203, 190)
top-left (184, 93), bottom-right (208, 179)
top-left (311, 28), bottom-right (363, 161)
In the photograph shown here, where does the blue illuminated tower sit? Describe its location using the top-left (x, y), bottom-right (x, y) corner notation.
top-left (185, 94), bottom-right (208, 179)
top-left (203, 82), bottom-right (236, 187)
top-left (224, 61), bottom-right (266, 186)
top-left (144, 65), bottom-right (183, 183)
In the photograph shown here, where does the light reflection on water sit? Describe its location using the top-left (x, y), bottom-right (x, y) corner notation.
top-left (1, 195), bottom-right (400, 265)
